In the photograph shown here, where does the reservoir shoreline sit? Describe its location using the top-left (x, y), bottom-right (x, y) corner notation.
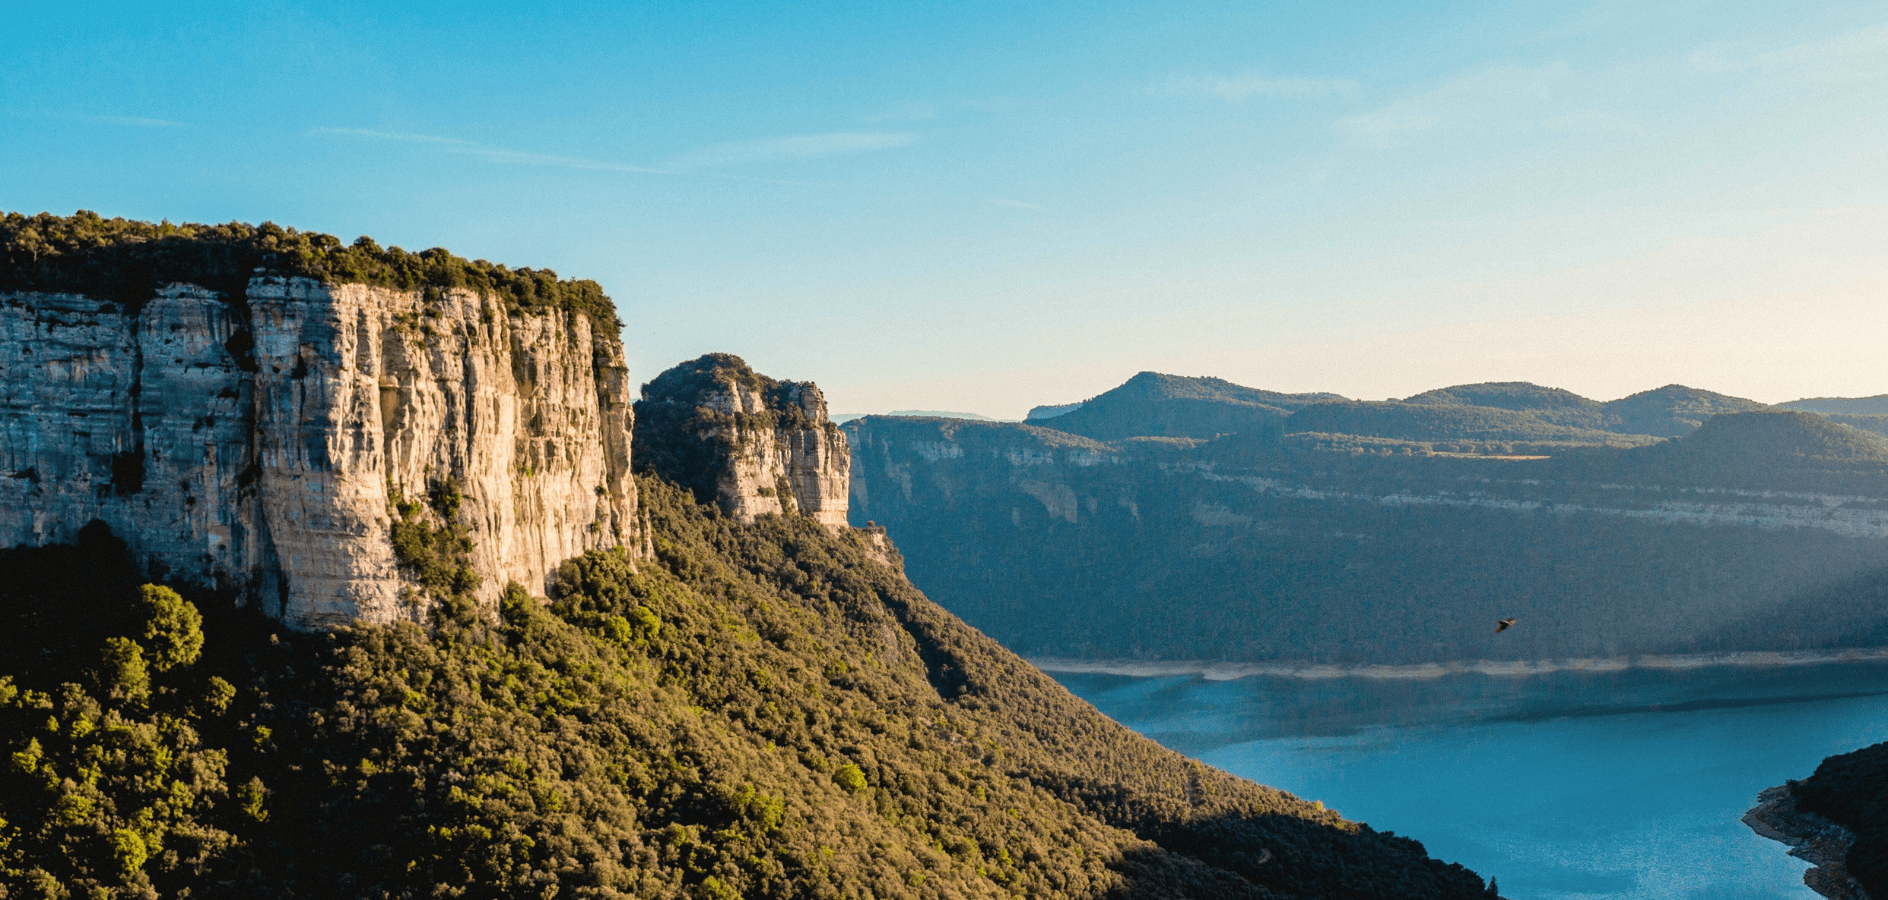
top-left (1031, 647), bottom-right (1888, 681)
top-left (1743, 783), bottom-right (1868, 900)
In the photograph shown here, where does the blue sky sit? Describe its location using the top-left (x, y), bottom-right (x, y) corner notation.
top-left (5, 1), bottom-right (1887, 416)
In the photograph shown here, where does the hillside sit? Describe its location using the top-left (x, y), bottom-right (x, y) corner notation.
top-left (1403, 382), bottom-right (1607, 429)
top-left (1599, 384), bottom-right (1767, 436)
top-left (848, 402), bottom-right (1888, 665)
top-left (1283, 400), bottom-right (1653, 447)
top-left (1781, 395), bottom-right (1888, 415)
top-left (1035, 373), bottom-right (1343, 442)
top-left (0, 483), bottom-right (1491, 899)
top-left (1033, 375), bottom-right (1769, 448)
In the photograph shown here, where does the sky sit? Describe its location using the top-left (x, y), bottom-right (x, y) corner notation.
top-left (4, 1), bottom-right (1887, 418)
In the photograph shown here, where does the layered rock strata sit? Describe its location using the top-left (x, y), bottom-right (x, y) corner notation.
top-left (1744, 784), bottom-right (1869, 900)
top-left (633, 353), bottom-right (848, 529)
top-left (0, 277), bottom-right (636, 627)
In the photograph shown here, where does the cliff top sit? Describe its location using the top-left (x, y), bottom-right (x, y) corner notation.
top-left (0, 210), bottom-right (620, 330)
top-left (639, 353), bottom-right (825, 428)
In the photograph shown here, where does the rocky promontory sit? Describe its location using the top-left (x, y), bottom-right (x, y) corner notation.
top-left (1745, 783), bottom-right (1869, 900)
top-left (632, 352), bottom-right (849, 529)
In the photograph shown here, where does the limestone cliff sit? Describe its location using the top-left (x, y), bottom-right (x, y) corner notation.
top-left (633, 353), bottom-right (848, 529)
top-left (0, 276), bottom-right (636, 627)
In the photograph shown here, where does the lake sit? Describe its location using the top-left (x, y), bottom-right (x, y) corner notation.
top-left (1050, 662), bottom-right (1888, 900)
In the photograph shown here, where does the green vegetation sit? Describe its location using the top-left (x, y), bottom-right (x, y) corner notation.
top-left (1283, 400), bottom-right (1655, 447)
top-left (1037, 372), bottom-right (1341, 442)
top-left (0, 211), bottom-right (619, 329)
top-left (388, 478), bottom-right (482, 602)
top-left (1030, 375), bottom-right (1769, 446)
top-left (632, 354), bottom-right (832, 508)
top-left (848, 408), bottom-right (1888, 665)
top-left (0, 482), bottom-right (1490, 898)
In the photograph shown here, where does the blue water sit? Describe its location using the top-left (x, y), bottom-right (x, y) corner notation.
top-left (1052, 663), bottom-right (1888, 900)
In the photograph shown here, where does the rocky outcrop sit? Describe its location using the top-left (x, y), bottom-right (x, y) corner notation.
top-left (1745, 784), bottom-right (1869, 900)
top-left (0, 277), bottom-right (636, 627)
top-left (633, 353), bottom-right (848, 529)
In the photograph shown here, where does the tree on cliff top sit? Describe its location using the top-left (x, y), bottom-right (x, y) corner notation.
top-left (0, 210), bottom-right (620, 330)
top-left (632, 353), bottom-right (827, 509)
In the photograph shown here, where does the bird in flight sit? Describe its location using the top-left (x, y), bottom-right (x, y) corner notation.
top-left (1494, 618), bottom-right (1517, 634)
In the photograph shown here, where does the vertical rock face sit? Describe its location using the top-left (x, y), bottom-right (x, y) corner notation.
top-left (0, 277), bottom-right (636, 628)
top-left (633, 353), bottom-right (849, 529)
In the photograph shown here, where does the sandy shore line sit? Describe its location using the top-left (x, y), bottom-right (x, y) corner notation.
top-left (1028, 648), bottom-right (1888, 681)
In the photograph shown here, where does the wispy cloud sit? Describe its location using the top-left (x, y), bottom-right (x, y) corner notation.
top-left (88, 115), bottom-right (193, 128)
top-left (1689, 23), bottom-right (1888, 82)
top-left (1148, 72), bottom-right (1359, 102)
top-left (1337, 62), bottom-right (1575, 147)
top-left (667, 132), bottom-right (917, 170)
top-left (312, 127), bottom-right (672, 174)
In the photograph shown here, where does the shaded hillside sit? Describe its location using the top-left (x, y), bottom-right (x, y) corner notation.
top-left (1813, 413), bottom-right (1888, 439)
top-left (1032, 374), bottom-right (1771, 448)
top-left (1036, 373), bottom-right (1343, 442)
top-left (1555, 410), bottom-right (1888, 490)
top-left (1404, 382), bottom-right (1606, 429)
top-left (848, 411), bottom-right (1888, 665)
top-left (1598, 384), bottom-right (1767, 437)
top-left (1294, 382), bottom-right (1762, 444)
top-left (1781, 395), bottom-right (1888, 415)
top-left (1282, 400), bottom-right (1654, 447)
top-left (0, 479), bottom-right (1491, 899)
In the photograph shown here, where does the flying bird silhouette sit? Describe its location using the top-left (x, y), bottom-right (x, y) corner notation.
top-left (1494, 618), bottom-right (1517, 633)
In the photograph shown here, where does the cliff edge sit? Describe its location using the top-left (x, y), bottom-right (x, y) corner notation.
top-left (0, 212), bottom-right (637, 627)
top-left (632, 352), bottom-right (848, 529)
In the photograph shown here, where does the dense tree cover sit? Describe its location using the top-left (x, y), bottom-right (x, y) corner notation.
top-left (0, 211), bottom-right (618, 329)
top-left (1597, 385), bottom-right (1768, 437)
top-left (0, 480), bottom-right (1491, 899)
top-left (1813, 413), bottom-right (1888, 439)
top-left (1026, 375), bottom-right (1768, 446)
top-left (848, 411), bottom-right (1888, 664)
top-left (1778, 395), bottom-right (1888, 416)
top-left (1793, 742), bottom-right (1888, 894)
top-left (1281, 401), bottom-right (1656, 447)
top-left (1037, 373), bottom-right (1341, 443)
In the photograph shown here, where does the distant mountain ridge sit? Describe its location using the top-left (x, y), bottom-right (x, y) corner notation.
top-left (1780, 395), bottom-right (1888, 415)
top-left (1035, 372), bottom-right (1345, 442)
top-left (848, 370), bottom-right (1888, 667)
top-left (1029, 375), bottom-right (1774, 446)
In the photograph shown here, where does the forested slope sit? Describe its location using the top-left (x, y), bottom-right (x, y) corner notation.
top-left (848, 404), bottom-right (1888, 665)
top-left (0, 480), bottom-right (1490, 899)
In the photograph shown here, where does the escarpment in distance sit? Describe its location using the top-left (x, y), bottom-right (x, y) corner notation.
top-left (850, 373), bottom-right (1888, 666)
top-left (0, 212), bottom-right (637, 627)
